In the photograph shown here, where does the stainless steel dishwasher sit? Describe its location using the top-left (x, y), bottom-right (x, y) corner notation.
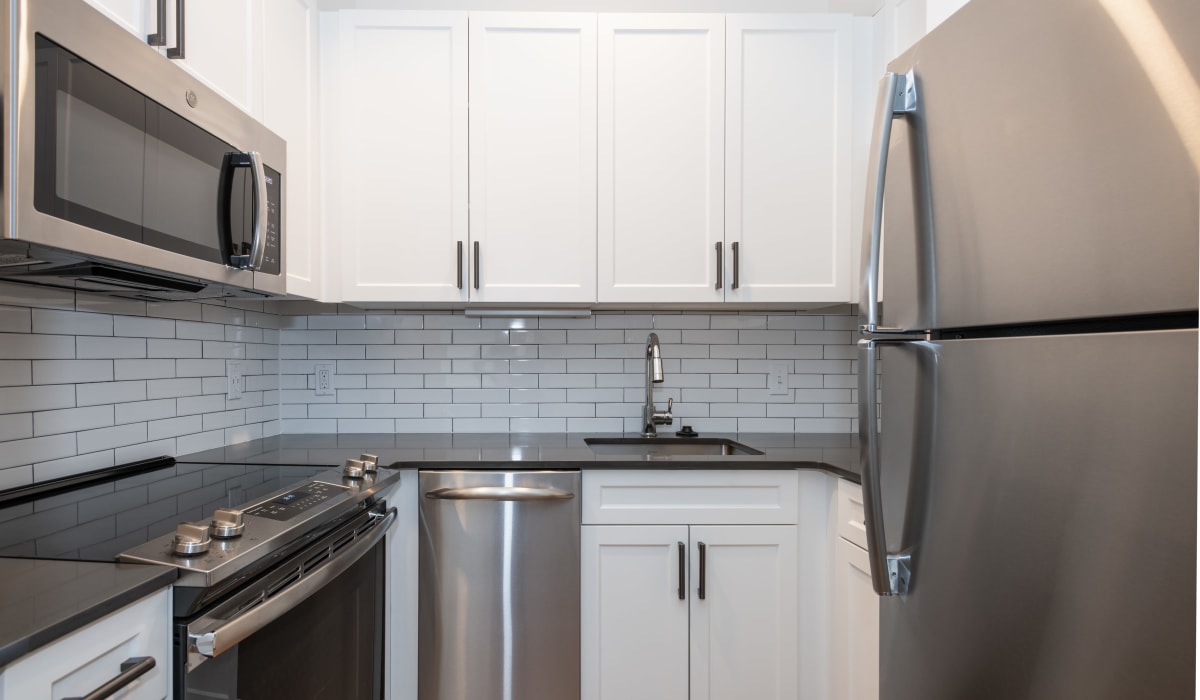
top-left (419, 470), bottom-right (581, 700)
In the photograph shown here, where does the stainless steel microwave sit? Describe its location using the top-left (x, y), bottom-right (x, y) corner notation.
top-left (0, 0), bottom-right (286, 300)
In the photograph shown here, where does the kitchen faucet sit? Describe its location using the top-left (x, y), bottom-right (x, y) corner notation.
top-left (642, 333), bottom-right (673, 437)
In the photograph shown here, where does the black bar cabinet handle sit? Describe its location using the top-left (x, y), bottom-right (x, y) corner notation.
top-left (65, 656), bottom-right (156, 700)
top-left (456, 241), bottom-right (464, 290)
top-left (166, 0), bottom-right (185, 59)
top-left (697, 541), bottom-right (707, 600)
top-left (715, 242), bottom-right (723, 290)
top-left (473, 241), bottom-right (480, 291)
top-left (731, 242), bottom-right (740, 290)
top-left (147, 0), bottom-right (167, 45)
top-left (677, 541), bottom-right (686, 600)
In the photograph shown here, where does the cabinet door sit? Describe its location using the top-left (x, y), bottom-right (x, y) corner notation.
top-left (582, 525), bottom-right (690, 700)
top-left (82, 0), bottom-right (153, 39)
top-left (725, 15), bottom-right (853, 304)
top-left (832, 537), bottom-right (879, 700)
top-left (689, 525), bottom-right (799, 700)
top-left (334, 12), bottom-right (468, 303)
top-left (468, 13), bottom-right (597, 303)
top-left (263, 0), bottom-right (321, 300)
top-left (173, 0), bottom-right (263, 116)
top-left (0, 588), bottom-right (171, 699)
top-left (597, 14), bottom-right (725, 304)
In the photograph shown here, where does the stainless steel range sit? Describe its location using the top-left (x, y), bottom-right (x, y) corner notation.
top-left (0, 455), bottom-right (401, 700)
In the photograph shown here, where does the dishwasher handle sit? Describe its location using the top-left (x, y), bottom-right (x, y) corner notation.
top-left (425, 486), bottom-right (575, 501)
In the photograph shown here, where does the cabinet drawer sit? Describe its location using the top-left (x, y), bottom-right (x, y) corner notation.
top-left (0, 587), bottom-right (171, 700)
top-left (582, 470), bottom-right (799, 525)
top-left (837, 479), bottom-right (868, 550)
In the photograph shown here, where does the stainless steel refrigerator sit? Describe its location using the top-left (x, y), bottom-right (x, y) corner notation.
top-left (857, 0), bottom-right (1199, 698)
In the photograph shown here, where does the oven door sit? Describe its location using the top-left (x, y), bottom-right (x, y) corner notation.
top-left (178, 506), bottom-right (396, 700)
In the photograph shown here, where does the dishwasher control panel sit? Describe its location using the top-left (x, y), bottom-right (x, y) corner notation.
top-left (245, 481), bottom-right (345, 521)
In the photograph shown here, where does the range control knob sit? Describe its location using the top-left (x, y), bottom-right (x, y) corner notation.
top-left (359, 454), bottom-right (379, 473)
top-left (210, 509), bottom-right (246, 539)
top-left (343, 458), bottom-right (367, 479)
top-left (173, 523), bottom-right (212, 556)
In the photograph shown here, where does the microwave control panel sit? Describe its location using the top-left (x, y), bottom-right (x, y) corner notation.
top-left (261, 164), bottom-right (282, 275)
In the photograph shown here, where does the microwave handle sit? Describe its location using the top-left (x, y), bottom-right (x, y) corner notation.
top-left (221, 151), bottom-right (269, 271)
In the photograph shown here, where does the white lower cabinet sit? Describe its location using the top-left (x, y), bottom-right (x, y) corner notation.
top-left (581, 470), bottom-right (799, 700)
top-left (831, 480), bottom-right (879, 700)
top-left (0, 587), bottom-right (171, 700)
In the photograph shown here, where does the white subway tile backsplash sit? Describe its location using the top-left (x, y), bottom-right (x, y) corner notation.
top-left (116, 399), bottom-right (178, 424)
top-left (32, 309), bottom-right (109, 336)
top-left (308, 315), bottom-right (366, 330)
top-left (366, 314), bottom-right (424, 330)
top-left (0, 385), bottom-right (76, 413)
top-left (77, 423), bottom-right (147, 453)
top-left (34, 405), bottom-right (114, 436)
top-left (33, 360), bottom-right (114, 385)
top-left (365, 345), bottom-right (424, 360)
top-left (77, 381), bottom-right (145, 407)
top-left (365, 404), bottom-right (423, 419)
top-left (148, 415), bottom-right (204, 440)
top-left (201, 305), bottom-right (245, 326)
top-left (148, 339), bottom-right (202, 358)
top-left (0, 333), bottom-right (76, 360)
top-left (337, 330), bottom-right (394, 345)
top-left (425, 345), bottom-right (481, 360)
top-left (0, 434), bottom-right (77, 470)
top-left (114, 316), bottom-right (176, 338)
top-left (77, 336), bottom-right (146, 359)
top-left (0, 413), bottom-right (32, 442)
top-left (177, 321), bottom-right (226, 341)
top-left (115, 359), bottom-right (175, 380)
top-left (425, 404), bottom-right (480, 419)
top-left (481, 374), bottom-right (538, 389)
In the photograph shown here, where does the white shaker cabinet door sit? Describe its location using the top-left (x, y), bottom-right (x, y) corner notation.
top-left (832, 536), bottom-right (880, 700)
top-left (263, 0), bottom-right (321, 300)
top-left (333, 11), bottom-right (468, 303)
top-left (688, 525), bottom-right (799, 700)
top-left (82, 0), bottom-right (154, 39)
top-left (725, 14), bottom-right (854, 303)
top-left (468, 13), bottom-right (597, 304)
top-left (597, 14), bottom-right (726, 304)
top-left (174, 0), bottom-right (263, 117)
top-left (582, 525), bottom-right (690, 700)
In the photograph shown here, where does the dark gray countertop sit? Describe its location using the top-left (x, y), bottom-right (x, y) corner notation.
top-left (0, 558), bottom-right (176, 667)
top-left (177, 432), bottom-right (861, 481)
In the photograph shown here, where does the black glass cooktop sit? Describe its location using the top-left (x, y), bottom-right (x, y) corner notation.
top-left (0, 458), bottom-right (328, 563)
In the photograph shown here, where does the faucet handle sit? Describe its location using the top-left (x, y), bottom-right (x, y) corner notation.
top-left (654, 397), bottom-right (674, 426)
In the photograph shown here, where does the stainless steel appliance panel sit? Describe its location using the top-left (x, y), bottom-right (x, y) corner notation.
top-left (3, 0), bottom-right (287, 295)
top-left (419, 470), bottom-right (581, 700)
top-left (868, 0), bottom-right (1198, 332)
top-left (874, 329), bottom-right (1196, 699)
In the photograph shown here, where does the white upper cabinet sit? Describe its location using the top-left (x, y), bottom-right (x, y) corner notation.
top-left (173, 0), bottom-right (264, 117)
top-left (332, 11), bottom-right (468, 303)
top-left (262, 0), bottom-right (321, 300)
top-left (82, 0), bottom-right (153, 39)
top-left (725, 15), bottom-right (854, 303)
top-left (468, 13), bottom-right (597, 304)
top-left (597, 14), bottom-right (726, 304)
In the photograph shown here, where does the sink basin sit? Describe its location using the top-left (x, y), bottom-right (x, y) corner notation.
top-left (584, 437), bottom-right (764, 457)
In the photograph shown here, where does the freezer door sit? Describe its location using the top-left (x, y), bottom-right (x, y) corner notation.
top-left (873, 329), bottom-right (1196, 699)
top-left (867, 0), bottom-right (1199, 331)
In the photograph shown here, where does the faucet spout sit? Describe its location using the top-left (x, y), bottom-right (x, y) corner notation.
top-left (642, 333), bottom-right (673, 437)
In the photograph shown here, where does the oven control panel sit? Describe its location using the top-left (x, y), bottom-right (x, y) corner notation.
top-left (246, 481), bottom-right (344, 521)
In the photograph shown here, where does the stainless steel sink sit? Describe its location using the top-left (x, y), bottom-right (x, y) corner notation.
top-left (584, 437), bottom-right (763, 457)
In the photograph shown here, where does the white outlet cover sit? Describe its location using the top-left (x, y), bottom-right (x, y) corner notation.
top-left (227, 362), bottom-right (243, 400)
top-left (768, 361), bottom-right (789, 395)
top-left (315, 363), bottom-right (335, 396)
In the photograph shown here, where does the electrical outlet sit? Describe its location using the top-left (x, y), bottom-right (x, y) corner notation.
top-left (315, 363), bottom-right (335, 396)
top-left (226, 362), bottom-right (244, 400)
top-left (768, 361), bottom-right (789, 395)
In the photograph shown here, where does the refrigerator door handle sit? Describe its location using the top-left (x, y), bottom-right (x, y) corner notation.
top-left (858, 338), bottom-right (912, 596)
top-left (861, 70), bottom-right (918, 335)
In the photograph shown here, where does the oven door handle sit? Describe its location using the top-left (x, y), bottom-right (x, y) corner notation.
top-left (189, 507), bottom-right (397, 659)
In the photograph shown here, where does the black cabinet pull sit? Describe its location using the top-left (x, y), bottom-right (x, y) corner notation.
top-left (473, 241), bottom-right (480, 291)
top-left (731, 241), bottom-right (740, 290)
top-left (715, 242), bottom-right (723, 290)
top-left (167, 0), bottom-right (185, 59)
top-left (697, 541), bottom-right (707, 600)
top-left (147, 0), bottom-right (167, 45)
top-left (456, 241), bottom-right (464, 290)
top-left (677, 541), bottom-right (686, 600)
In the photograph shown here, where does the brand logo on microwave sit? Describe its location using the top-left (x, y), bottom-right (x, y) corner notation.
top-left (266, 175), bottom-right (275, 185)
